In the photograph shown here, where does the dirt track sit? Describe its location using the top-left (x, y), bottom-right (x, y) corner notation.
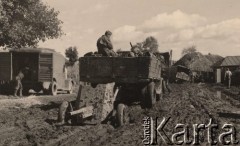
top-left (0, 83), bottom-right (239, 146)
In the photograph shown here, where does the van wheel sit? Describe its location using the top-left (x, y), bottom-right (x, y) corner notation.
top-left (23, 88), bottom-right (29, 95)
top-left (50, 82), bottom-right (57, 96)
top-left (34, 84), bottom-right (42, 93)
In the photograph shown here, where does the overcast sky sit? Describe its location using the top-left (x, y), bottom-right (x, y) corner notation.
top-left (39, 0), bottom-right (240, 60)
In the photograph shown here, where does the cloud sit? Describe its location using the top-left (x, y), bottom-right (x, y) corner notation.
top-left (84, 28), bottom-right (95, 34)
top-left (113, 10), bottom-right (207, 44)
top-left (164, 29), bottom-right (195, 43)
top-left (139, 10), bottom-right (207, 32)
top-left (195, 18), bottom-right (240, 39)
top-left (113, 25), bottom-right (145, 43)
top-left (113, 10), bottom-right (240, 59)
top-left (168, 18), bottom-right (240, 43)
top-left (81, 4), bottom-right (109, 14)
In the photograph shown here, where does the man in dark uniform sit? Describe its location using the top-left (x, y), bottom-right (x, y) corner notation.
top-left (14, 70), bottom-right (24, 97)
top-left (97, 30), bottom-right (117, 56)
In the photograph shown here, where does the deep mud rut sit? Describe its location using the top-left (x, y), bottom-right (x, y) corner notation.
top-left (0, 83), bottom-right (239, 146)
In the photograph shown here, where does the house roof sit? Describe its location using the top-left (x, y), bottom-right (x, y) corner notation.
top-left (220, 56), bottom-right (240, 67)
top-left (174, 52), bottom-right (223, 72)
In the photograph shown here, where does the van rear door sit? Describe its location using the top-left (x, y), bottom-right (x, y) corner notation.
top-left (38, 53), bottom-right (53, 82)
top-left (0, 52), bottom-right (12, 81)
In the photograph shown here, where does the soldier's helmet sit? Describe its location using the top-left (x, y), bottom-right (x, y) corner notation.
top-left (105, 30), bottom-right (112, 36)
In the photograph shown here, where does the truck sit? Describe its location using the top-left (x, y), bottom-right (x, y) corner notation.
top-left (58, 53), bottom-right (165, 126)
top-left (168, 65), bottom-right (191, 83)
top-left (0, 48), bottom-right (74, 95)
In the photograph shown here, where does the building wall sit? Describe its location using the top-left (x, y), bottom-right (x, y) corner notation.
top-left (214, 66), bottom-right (239, 84)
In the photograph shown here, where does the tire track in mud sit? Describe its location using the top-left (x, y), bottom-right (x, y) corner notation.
top-left (96, 84), bottom-right (203, 145)
top-left (188, 92), bottom-right (217, 122)
top-left (195, 84), bottom-right (240, 119)
top-left (40, 84), bottom-right (240, 145)
top-left (30, 84), bottom-right (240, 145)
top-left (1, 83), bottom-right (239, 145)
top-left (187, 84), bottom-right (240, 143)
top-left (89, 83), bottom-right (208, 145)
top-left (46, 125), bottom-right (93, 146)
top-left (89, 106), bottom-right (145, 146)
top-left (187, 84), bottom-right (239, 124)
top-left (52, 124), bottom-right (116, 146)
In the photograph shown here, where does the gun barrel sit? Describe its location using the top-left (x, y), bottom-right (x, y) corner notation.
top-left (130, 42), bottom-right (133, 47)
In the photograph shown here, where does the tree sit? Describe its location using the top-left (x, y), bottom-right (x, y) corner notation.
top-left (65, 46), bottom-right (78, 65)
top-left (142, 36), bottom-right (159, 53)
top-left (116, 48), bottom-right (122, 52)
top-left (0, 0), bottom-right (63, 48)
top-left (182, 45), bottom-right (197, 56)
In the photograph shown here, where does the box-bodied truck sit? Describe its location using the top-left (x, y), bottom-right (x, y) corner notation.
top-left (0, 48), bottom-right (74, 95)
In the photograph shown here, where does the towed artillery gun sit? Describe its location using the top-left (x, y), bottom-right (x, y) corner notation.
top-left (58, 53), bottom-right (164, 126)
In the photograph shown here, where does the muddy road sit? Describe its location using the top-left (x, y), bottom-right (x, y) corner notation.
top-left (0, 83), bottom-right (239, 146)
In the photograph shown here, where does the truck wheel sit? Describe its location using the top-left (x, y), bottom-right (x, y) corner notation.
top-left (141, 82), bottom-right (156, 108)
top-left (50, 82), bottom-right (58, 96)
top-left (117, 103), bottom-right (128, 127)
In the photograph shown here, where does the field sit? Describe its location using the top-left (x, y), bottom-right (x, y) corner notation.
top-left (0, 83), bottom-right (239, 146)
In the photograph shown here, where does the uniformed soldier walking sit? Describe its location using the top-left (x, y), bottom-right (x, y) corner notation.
top-left (14, 70), bottom-right (24, 97)
top-left (97, 30), bottom-right (117, 56)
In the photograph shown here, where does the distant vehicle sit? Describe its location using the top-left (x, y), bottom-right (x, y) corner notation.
top-left (0, 48), bottom-right (74, 95)
top-left (168, 65), bottom-right (191, 83)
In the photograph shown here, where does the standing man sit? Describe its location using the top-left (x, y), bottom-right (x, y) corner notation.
top-left (189, 70), bottom-right (193, 83)
top-left (224, 68), bottom-right (232, 89)
top-left (162, 69), bottom-right (171, 95)
top-left (97, 30), bottom-right (117, 56)
top-left (14, 70), bottom-right (24, 97)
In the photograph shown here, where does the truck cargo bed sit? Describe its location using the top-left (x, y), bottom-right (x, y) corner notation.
top-left (80, 56), bottom-right (161, 83)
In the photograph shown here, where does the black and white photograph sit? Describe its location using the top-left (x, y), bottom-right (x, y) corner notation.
top-left (0, 0), bottom-right (239, 145)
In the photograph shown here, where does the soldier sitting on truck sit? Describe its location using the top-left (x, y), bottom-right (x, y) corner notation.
top-left (14, 70), bottom-right (24, 97)
top-left (97, 30), bottom-right (117, 57)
